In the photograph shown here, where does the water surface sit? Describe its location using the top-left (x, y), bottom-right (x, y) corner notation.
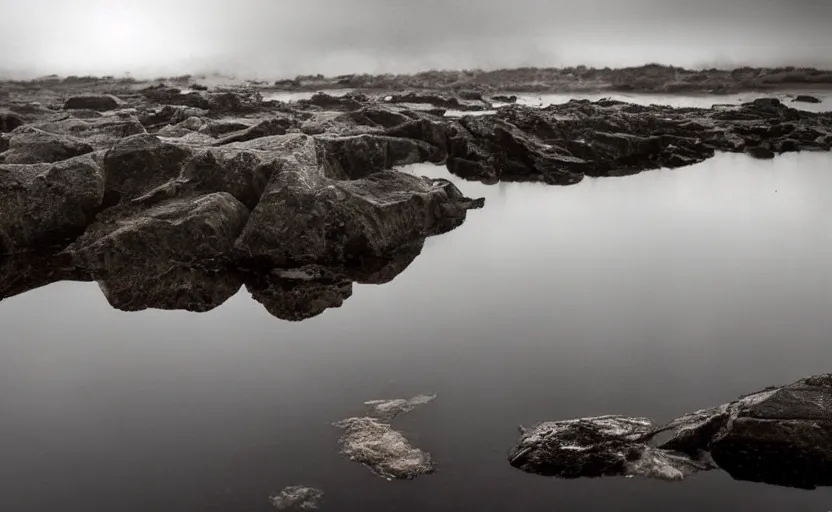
top-left (2, 153), bottom-right (832, 511)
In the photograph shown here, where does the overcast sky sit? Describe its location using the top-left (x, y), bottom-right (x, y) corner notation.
top-left (1, 0), bottom-right (830, 78)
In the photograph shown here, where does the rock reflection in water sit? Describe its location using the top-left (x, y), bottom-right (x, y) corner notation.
top-left (0, 237), bottom-right (428, 320)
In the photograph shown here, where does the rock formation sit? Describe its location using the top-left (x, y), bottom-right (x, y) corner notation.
top-left (333, 394), bottom-right (437, 480)
top-left (1, 79), bottom-right (829, 319)
top-left (509, 374), bottom-right (832, 489)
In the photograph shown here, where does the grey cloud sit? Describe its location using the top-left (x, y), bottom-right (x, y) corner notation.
top-left (0, 0), bottom-right (830, 78)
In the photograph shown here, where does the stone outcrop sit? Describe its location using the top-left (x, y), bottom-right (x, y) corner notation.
top-left (509, 374), bottom-right (832, 489)
top-left (0, 155), bottom-right (104, 252)
top-left (441, 98), bottom-right (831, 184)
top-left (3, 80), bottom-right (830, 321)
top-left (233, 133), bottom-right (481, 269)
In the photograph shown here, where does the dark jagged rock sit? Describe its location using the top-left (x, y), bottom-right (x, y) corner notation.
top-left (793, 95), bottom-right (822, 104)
top-left (234, 134), bottom-right (483, 269)
top-left (442, 98), bottom-right (831, 184)
top-left (179, 148), bottom-right (280, 209)
top-left (63, 94), bottom-right (124, 111)
top-left (68, 192), bottom-right (249, 271)
top-left (510, 374), bottom-right (832, 490)
top-left (0, 111), bottom-right (24, 133)
top-left (102, 134), bottom-right (193, 204)
top-left (0, 155), bottom-right (104, 252)
top-left (0, 127), bottom-right (93, 164)
top-left (317, 134), bottom-right (442, 179)
top-left (384, 118), bottom-right (452, 158)
top-left (448, 116), bottom-right (585, 185)
top-left (191, 84), bottom-right (209, 92)
top-left (65, 191), bottom-right (249, 312)
top-left (657, 374), bottom-right (832, 489)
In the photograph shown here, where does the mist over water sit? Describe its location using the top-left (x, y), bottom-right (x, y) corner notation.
top-left (1, 0), bottom-right (831, 79)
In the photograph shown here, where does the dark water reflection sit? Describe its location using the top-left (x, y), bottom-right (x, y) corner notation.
top-left (2, 152), bottom-right (832, 511)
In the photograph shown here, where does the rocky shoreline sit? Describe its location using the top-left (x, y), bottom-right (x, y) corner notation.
top-left (1, 80), bottom-right (830, 318)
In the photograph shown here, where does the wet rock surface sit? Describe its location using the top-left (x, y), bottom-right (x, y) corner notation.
top-left (509, 374), bottom-right (832, 489)
top-left (1, 78), bottom-right (829, 318)
top-left (334, 394), bottom-right (436, 480)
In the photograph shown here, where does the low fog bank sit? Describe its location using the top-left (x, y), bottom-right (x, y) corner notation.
top-left (0, 0), bottom-right (830, 80)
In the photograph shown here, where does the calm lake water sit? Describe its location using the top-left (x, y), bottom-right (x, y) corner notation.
top-left (2, 151), bottom-right (832, 511)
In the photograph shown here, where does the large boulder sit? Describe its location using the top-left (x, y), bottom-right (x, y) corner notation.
top-left (234, 135), bottom-right (483, 269)
top-left (659, 374), bottom-right (832, 489)
top-left (101, 134), bottom-right (192, 204)
top-left (63, 94), bottom-right (125, 111)
top-left (67, 192), bottom-right (249, 312)
top-left (69, 192), bottom-right (249, 271)
top-left (0, 155), bottom-right (104, 252)
top-left (179, 147), bottom-right (281, 209)
top-left (0, 127), bottom-right (93, 164)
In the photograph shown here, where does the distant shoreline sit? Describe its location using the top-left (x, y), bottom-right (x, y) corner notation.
top-left (3, 64), bottom-right (832, 96)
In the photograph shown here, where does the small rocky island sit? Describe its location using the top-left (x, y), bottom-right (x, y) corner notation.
top-left (509, 374), bottom-right (832, 489)
top-left (1, 70), bottom-right (830, 319)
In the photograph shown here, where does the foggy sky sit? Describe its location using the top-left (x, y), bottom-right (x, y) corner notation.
top-left (0, 0), bottom-right (830, 79)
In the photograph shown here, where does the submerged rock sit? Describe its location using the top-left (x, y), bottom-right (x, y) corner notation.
top-left (510, 374), bottom-right (832, 489)
top-left (269, 486), bottom-right (324, 511)
top-left (333, 417), bottom-right (434, 480)
top-left (334, 393), bottom-right (437, 480)
top-left (364, 394), bottom-right (437, 421)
